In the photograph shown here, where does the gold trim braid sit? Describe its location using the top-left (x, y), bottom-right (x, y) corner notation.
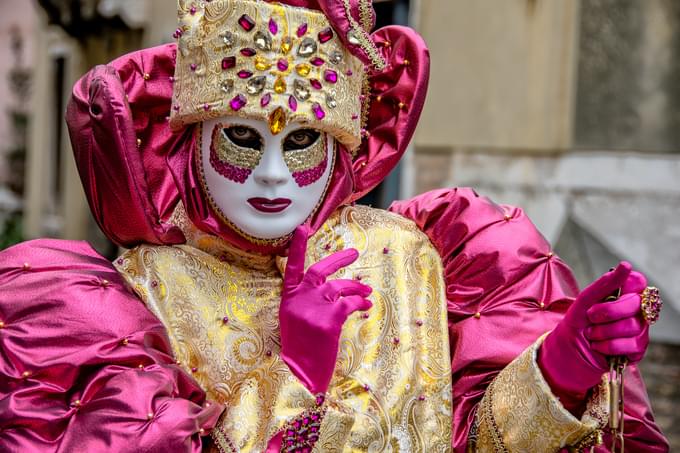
top-left (473, 335), bottom-right (608, 452)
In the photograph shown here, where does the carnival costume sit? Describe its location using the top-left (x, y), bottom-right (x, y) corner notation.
top-left (0, 0), bottom-right (669, 452)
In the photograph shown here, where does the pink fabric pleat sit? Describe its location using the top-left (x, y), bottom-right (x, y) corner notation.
top-left (0, 240), bottom-right (222, 452)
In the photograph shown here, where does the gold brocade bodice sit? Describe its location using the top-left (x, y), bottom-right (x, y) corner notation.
top-left (116, 205), bottom-right (452, 452)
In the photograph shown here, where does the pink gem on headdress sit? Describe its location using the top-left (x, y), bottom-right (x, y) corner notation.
top-left (318, 27), bottom-right (334, 43)
top-left (230, 94), bottom-right (247, 111)
top-left (311, 57), bottom-right (324, 66)
top-left (310, 79), bottom-right (322, 90)
top-left (237, 70), bottom-right (253, 79)
top-left (261, 93), bottom-right (272, 107)
top-left (240, 48), bottom-right (256, 57)
top-left (289, 95), bottom-right (298, 111)
top-left (324, 69), bottom-right (338, 84)
top-left (221, 56), bottom-right (236, 70)
top-left (190, 63), bottom-right (198, 71)
top-left (297, 23), bottom-right (308, 37)
top-left (277, 59), bottom-right (289, 71)
top-left (238, 14), bottom-right (256, 31)
top-left (190, 6), bottom-right (197, 14)
top-left (269, 18), bottom-right (278, 35)
top-left (346, 69), bottom-right (353, 76)
top-left (173, 28), bottom-right (183, 39)
top-left (203, 103), bottom-right (211, 111)
top-left (312, 102), bottom-right (325, 120)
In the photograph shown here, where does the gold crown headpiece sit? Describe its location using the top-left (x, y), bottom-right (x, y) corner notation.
top-left (169, 0), bottom-right (365, 150)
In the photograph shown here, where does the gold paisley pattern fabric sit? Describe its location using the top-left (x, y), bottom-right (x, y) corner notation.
top-left (473, 337), bottom-right (609, 453)
top-left (116, 204), bottom-right (453, 452)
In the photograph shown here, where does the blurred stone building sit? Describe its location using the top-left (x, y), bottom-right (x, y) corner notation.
top-left (2, 0), bottom-right (678, 448)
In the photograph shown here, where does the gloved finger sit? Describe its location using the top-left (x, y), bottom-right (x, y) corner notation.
top-left (576, 262), bottom-right (632, 314)
top-left (324, 280), bottom-right (373, 299)
top-left (587, 293), bottom-right (641, 324)
top-left (335, 295), bottom-right (373, 317)
top-left (307, 249), bottom-right (359, 282)
top-left (621, 270), bottom-right (647, 295)
top-left (585, 316), bottom-right (645, 341)
top-left (284, 226), bottom-right (311, 289)
top-left (590, 333), bottom-right (649, 358)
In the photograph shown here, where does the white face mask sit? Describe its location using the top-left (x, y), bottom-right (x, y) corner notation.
top-left (200, 116), bottom-right (335, 240)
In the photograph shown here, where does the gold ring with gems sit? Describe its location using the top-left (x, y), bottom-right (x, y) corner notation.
top-left (640, 286), bottom-right (662, 325)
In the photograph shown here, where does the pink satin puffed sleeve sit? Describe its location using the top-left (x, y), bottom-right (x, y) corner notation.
top-left (389, 187), bottom-right (667, 452)
top-left (0, 239), bottom-right (223, 452)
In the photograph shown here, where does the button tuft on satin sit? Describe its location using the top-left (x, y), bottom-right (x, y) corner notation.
top-left (474, 312), bottom-right (481, 319)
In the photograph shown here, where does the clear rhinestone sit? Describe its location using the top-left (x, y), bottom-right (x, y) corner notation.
top-left (329, 51), bottom-right (343, 65)
top-left (294, 80), bottom-right (310, 101)
top-left (221, 79), bottom-right (234, 94)
top-left (220, 31), bottom-right (235, 48)
top-left (254, 31), bottom-right (272, 51)
top-left (326, 93), bottom-right (338, 109)
top-left (297, 37), bottom-right (317, 57)
top-left (246, 76), bottom-right (267, 95)
top-left (347, 29), bottom-right (361, 46)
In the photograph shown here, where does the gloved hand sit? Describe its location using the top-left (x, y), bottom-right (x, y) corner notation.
top-left (538, 262), bottom-right (650, 412)
top-left (279, 226), bottom-right (373, 395)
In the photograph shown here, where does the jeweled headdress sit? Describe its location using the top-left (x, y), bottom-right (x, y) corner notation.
top-left (170, 0), bottom-right (381, 150)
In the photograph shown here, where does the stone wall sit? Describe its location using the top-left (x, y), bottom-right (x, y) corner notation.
top-left (576, 0), bottom-right (680, 152)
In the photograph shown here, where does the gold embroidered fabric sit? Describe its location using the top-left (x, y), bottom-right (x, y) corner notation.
top-left (116, 204), bottom-right (452, 452)
top-left (171, 0), bottom-right (365, 150)
top-left (473, 336), bottom-right (609, 453)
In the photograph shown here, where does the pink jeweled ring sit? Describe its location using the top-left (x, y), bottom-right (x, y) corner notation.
top-left (640, 287), bottom-right (662, 325)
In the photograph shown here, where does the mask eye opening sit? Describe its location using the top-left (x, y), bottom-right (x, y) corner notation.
top-left (282, 128), bottom-right (322, 151)
top-left (223, 125), bottom-right (264, 150)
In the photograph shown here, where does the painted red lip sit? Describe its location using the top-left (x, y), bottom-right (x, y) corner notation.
top-left (247, 197), bottom-right (292, 213)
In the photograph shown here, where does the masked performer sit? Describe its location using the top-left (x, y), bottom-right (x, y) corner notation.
top-left (0, 1), bottom-right (669, 452)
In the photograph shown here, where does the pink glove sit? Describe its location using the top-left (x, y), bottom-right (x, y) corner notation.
top-left (279, 226), bottom-right (373, 395)
top-left (538, 262), bottom-right (650, 412)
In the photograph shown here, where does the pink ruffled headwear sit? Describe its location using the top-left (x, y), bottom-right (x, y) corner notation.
top-left (66, 0), bottom-right (430, 254)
